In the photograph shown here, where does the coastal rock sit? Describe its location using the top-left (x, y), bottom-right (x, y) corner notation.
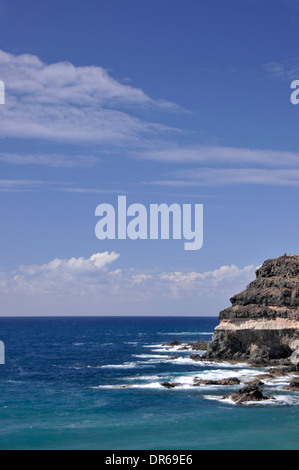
top-left (190, 353), bottom-right (202, 361)
top-left (193, 377), bottom-right (240, 386)
top-left (163, 341), bottom-right (182, 347)
top-left (283, 378), bottom-right (299, 391)
top-left (186, 340), bottom-right (209, 351)
top-left (245, 379), bottom-right (264, 386)
top-left (163, 340), bottom-right (209, 351)
top-left (204, 255), bottom-right (299, 365)
top-left (223, 385), bottom-right (274, 404)
top-left (161, 382), bottom-right (181, 388)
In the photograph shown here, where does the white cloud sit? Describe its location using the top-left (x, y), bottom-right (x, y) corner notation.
top-left (0, 49), bottom-right (178, 145)
top-left (159, 264), bottom-right (255, 299)
top-left (0, 253), bottom-right (256, 315)
top-left (18, 252), bottom-right (120, 276)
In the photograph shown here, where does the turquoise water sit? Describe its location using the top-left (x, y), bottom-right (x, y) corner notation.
top-left (0, 316), bottom-right (298, 450)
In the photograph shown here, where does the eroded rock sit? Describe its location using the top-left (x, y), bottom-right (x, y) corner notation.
top-left (204, 255), bottom-right (299, 365)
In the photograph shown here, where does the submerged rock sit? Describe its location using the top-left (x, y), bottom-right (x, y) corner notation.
top-left (193, 377), bottom-right (240, 386)
top-left (161, 381), bottom-right (182, 388)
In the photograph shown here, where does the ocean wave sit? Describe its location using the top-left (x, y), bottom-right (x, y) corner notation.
top-left (261, 375), bottom-right (298, 388)
top-left (157, 332), bottom-right (214, 336)
top-left (100, 362), bottom-right (140, 369)
top-left (123, 375), bottom-right (162, 381)
top-left (144, 345), bottom-right (194, 353)
top-left (204, 394), bottom-right (299, 406)
top-left (91, 382), bottom-right (165, 390)
top-left (133, 354), bottom-right (168, 359)
top-left (91, 384), bottom-right (132, 390)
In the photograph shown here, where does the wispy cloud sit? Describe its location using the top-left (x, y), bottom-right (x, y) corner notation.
top-left (0, 179), bottom-right (47, 192)
top-left (0, 179), bottom-right (126, 193)
top-left (148, 168), bottom-right (299, 187)
top-left (263, 57), bottom-right (299, 79)
top-left (59, 187), bottom-right (126, 194)
top-left (134, 145), bottom-right (299, 167)
top-left (0, 49), bottom-right (179, 146)
top-left (0, 152), bottom-right (99, 168)
top-left (135, 144), bottom-right (299, 187)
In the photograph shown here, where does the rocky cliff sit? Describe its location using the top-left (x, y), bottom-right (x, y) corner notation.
top-left (205, 254), bottom-right (299, 366)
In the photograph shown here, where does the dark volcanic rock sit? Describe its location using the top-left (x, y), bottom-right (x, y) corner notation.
top-left (283, 378), bottom-right (299, 391)
top-left (193, 377), bottom-right (240, 386)
top-left (190, 353), bottom-right (202, 361)
top-left (204, 255), bottom-right (299, 365)
top-left (163, 341), bottom-right (182, 347)
top-left (223, 385), bottom-right (274, 404)
top-left (186, 340), bottom-right (209, 351)
top-left (163, 340), bottom-right (209, 351)
top-left (161, 382), bottom-right (181, 388)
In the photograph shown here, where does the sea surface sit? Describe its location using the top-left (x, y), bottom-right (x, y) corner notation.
top-left (0, 316), bottom-right (299, 450)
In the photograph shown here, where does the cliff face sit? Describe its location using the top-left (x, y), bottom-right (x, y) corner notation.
top-left (205, 255), bottom-right (299, 366)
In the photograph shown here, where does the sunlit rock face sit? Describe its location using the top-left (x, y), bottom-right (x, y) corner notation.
top-left (205, 255), bottom-right (299, 366)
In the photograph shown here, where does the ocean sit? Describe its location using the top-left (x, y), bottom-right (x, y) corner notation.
top-left (0, 316), bottom-right (298, 450)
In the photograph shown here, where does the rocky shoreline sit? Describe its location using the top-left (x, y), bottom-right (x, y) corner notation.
top-left (159, 338), bottom-right (299, 403)
top-left (205, 255), bottom-right (299, 367)
top-left (161, 255), bottom-right (299, 403)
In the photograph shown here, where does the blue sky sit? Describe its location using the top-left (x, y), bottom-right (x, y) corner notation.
top-left (0, 0), bottom-right (299, 315)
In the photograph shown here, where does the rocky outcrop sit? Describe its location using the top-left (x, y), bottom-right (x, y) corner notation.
top-left (193, 377), bottom-right (240, 386)
top-left (161, 382), bottom-right (182, 388)
top-left (204, 255), bottom-right (299, 366)
top-left (163, 340), bottom-right (209, 350)
top-left (223, 385), bottom-right (274, 404)
top-left (283, 378), bottom-right (299, 391)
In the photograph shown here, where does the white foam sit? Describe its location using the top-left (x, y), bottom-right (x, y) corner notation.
top-left (157, 332), bottom-right (213, 336)
top-left (133, 354), bottom-right (168, 359)
top-left (130, 382), bottom-right (165, 389)
top-left (91, 384), bottom-right (132, 390)
top-left (149, 347), bottom-right (187, 353)
top-left (100, 362), bottom-right (140, 369)
top-left (204, 395), bottom-right (236, 405)
top-left (123, 375), bottom-right (161, 381)
top-left (204, 393), bottom-right (299, 406)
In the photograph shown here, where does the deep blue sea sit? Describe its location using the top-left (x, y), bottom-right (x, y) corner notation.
top-left (0, 316), bottom-right (299, 450)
